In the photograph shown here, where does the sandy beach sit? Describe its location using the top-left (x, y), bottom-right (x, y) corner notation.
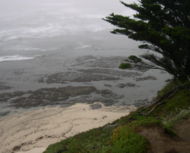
top-left (0, 103), bottom-right (136, 153)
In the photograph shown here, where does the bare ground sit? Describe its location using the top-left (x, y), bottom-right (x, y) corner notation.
top-left (139, 119), bottom-right (190, 153)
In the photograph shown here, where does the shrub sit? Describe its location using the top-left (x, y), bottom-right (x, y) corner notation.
top-left (128, 56), bottom-right (142, 63)
top-left (119, 63), bottom-right (132, 69)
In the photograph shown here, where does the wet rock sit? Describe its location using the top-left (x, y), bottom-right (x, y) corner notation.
top-left (0, 86), bottom-right (97, 108)
top-left (74, 56), bottom-right (126, 68)
top-left (98, 89), bottom-right (122, 99)
top-left (90, 103), bottom-right (102, 110)
top-left (0, 86), bottom-right (122, 108)
top-left (79, 69), bottom-right (142, 78)
top-left (117, 83), bottom-right (137, 88)
top-left (39, 71), bottom-right (119, 83)
top-left (136, 76), bottom-right (157, 81)
top-left (104, 84), bottom-right (112, 87)
top-left (0, 91), bottom-right (24, 102)
top-left (0, 111), bottom-right (10, 117)
top-left (0, 82), bottom-right (11, 91)
top-left (38, 56), bottom-right (143, 86)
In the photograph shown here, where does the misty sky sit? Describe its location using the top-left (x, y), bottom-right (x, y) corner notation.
top-left (0, 0), bottom-right (140, 62)
top-left (0, 0), bottom-right (136, 37)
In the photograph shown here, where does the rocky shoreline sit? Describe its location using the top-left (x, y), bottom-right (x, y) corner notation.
top-left (0, 56), bottom-right (170, 116)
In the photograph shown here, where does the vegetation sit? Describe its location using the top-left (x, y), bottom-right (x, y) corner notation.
top-left (43, 127), bottom-right (113, 153)
top-left (111, 126), bottom-right (149, 153)
top-left (128, 55), bottom-right (142, 63)
top-left (105, 0), bottom-right (190, 81)
top-left (43, 118), bottom-right (152, 153)
top-left (44, 80), bottom-right (190, 153)
top-left (119, 55), bottom-right (144, 69)
top-left (149, 81), bottom-right (190, 117)
top-left (119, 62), bottom-right (132, 69)
top-left (163, 109), bottom-right (190, 129)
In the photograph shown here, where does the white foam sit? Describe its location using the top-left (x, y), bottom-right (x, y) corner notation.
top-left (76, 44), bottom-right (91, 49)
top-left (0, 55), bottom-right (35, 62)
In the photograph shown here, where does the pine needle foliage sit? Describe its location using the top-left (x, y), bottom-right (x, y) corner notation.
top-left (105, 0), bottom-right (190, 81)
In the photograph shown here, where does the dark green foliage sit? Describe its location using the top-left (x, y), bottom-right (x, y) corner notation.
top-left (151, 81), bottom-right (190, 116)
top-left (153, 89), bottom-right (190, 116)
top-left (105, 0), bottom-right (190, 81)
top-left (119, 63), bottom-right (132, 69)
top-left (128, 55), bottom-right (142, 63)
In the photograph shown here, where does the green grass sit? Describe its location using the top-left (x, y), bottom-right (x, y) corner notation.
top-left (163, 109), bottom-right (190, 128)
top-left (111, 126), bottom-right (149, 153)
top-left (157, 80), bottom-right (180, 98)
top-left (119, 63), bottom-right (132, 69)
top-left (128, 116), bottom-right (161, 128)
top-left (152, 88), bottom-right (190, 117)
top-left (44, 115), bottom-right (169, 153)
top-left (44, 119), bottom-right (151, 153)
top-left (44, 127), bottom-right (113, 153)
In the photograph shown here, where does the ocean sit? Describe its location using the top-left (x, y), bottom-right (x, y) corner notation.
top-left (0, 0), bottom-right (170, 115)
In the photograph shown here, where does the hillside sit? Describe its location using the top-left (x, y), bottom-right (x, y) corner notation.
top-left (43, 81), bottom-right (190, 153)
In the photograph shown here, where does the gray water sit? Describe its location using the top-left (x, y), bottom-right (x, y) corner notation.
top-left (0, 0), bottom-right (170, 115)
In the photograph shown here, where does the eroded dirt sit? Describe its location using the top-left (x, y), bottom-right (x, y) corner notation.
top-left (139, 120), bottom-right (190, 153)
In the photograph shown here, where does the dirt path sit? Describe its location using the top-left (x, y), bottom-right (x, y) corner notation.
top-left (139, 119), bottom-right (190, 153)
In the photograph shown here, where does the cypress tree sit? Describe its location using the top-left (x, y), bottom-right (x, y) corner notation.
top-left (105, 0), bottom-right (190, 81)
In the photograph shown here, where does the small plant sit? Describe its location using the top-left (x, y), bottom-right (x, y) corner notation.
top-left (163, 109), bottom-right (190, 128)
top-left (119, 63), bottom-right (132, 69)
top-left (128, 55), bottom-right (142, 63)
top-left (128, 116), bottom-right (162, 128)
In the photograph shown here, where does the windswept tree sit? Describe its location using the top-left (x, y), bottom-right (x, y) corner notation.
top-left (105, 0), bottom-right (190, 81)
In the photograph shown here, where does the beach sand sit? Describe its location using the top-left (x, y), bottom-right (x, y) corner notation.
top-left (0, 103), bottom-right (136, 153)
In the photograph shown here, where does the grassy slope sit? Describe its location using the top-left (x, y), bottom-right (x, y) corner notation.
top-left (44, 81), bottom-right (190, 153)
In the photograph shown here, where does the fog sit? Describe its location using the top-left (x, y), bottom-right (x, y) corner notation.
top-left (0, 0), bottom-right (141, 88)
top-left (0, 0), bottom-right (142, 64)
top-left (0, 0), bottom-right (135, 35)
top-left (0, 0), bottom-right (170, 116)
top-left (0, 0), bottom-right (138, 55)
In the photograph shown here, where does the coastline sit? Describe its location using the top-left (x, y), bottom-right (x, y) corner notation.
top-left (0, 102), bottom-right (136, 153)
